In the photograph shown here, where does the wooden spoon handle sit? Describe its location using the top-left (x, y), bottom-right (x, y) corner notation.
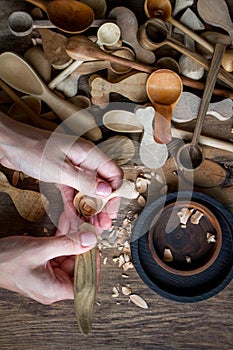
top-left (153, 104), bottom-right (173, 144)
top-left (169, 17), bottom-right (214, 53)
top-left (191, 43), bottom-right (226, 146)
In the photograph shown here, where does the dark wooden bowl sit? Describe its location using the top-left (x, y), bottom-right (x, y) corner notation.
top-left (148, 201), bottom-right (222, 276)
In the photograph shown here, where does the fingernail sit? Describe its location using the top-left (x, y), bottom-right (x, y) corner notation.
top-left (80, 232), bottom-right (97, 247)
top-left (96, 181), bottom-right (112, 197)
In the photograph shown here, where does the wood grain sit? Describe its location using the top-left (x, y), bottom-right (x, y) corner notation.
top-left (0, 1), bottom-right (233, 349)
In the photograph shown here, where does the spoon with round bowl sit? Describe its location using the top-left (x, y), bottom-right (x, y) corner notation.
top-left (0, 52), bottom-right (101, 141)
top-left (25, 0), bottom-right (94, 34)
top-left (146, 69), bottom-right (183, 145)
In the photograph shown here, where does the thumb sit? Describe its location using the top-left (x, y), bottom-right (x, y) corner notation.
top-left (39, 232), bottom-right (97, 261)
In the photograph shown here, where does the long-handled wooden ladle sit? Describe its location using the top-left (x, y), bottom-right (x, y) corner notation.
top-left (0, 52), bottom-right (101, 141)
top-left (144, 0), bottom-right (233, 72)
top-left (25, 0), bottom-right (94, 34)
top-left (146, 69), bottom-right (183, 144)
top-left (176, 43), bottom-right (226, 171)
top-left (65, 35), bottom-right (233, 89)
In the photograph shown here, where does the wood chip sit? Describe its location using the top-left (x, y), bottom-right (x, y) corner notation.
top-left (129, 294), bottom-right (148, 309)
top-left (163, 248), bottom-right (173, 262)
top-left (122, 286), bottom-right (132, 295)
top-left (190, 210), bottom-right (204, 224)
top-left (207, 232), bottom-right (216, 243)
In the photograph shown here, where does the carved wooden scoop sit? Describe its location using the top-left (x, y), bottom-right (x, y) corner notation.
top-left (73, 179), bottom-right (139, 218)
top-left (0, 171), bottom-right (49, 222)
top-left (25, 0), bottom-right (94, 34)
top-left (146, 69), bottom-right (183, 144)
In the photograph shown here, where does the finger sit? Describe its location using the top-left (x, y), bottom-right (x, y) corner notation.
top-left (38, 233), bottom-right (97, 262)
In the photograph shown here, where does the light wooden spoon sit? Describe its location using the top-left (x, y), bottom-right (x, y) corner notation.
top-left (0, 52), bottom-right (101, 141)
top-left (0, 171), bottom-right (49, 222)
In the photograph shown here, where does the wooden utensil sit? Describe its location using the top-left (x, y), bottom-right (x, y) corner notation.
top-left (108, 6), bottom-right (156, 65)
top-left (96, 22), bottom-right (121, 48)
top-left (196, 31), bottom-right (232, 59)
top-left (73, 179), bottom-right (139, 217)
top-left (146, 69), bottom-right (183, 144)
top-left (103, 110), bottom-right (143, 133)
top-left (24, 46), bottom-right (51, 83)
top-left (89, 72), bottom-right (149, 107)
top-left (0, 171), bottom-right (49, 222)
top-left (0, 52), bottom-right (101, 140)
top-left (65, 35), bottom-right (233, 89)
top-left (0, 79), bottom-right (58, 131)
top-left (144, 0), bottom-right (233, 71)
top-left (173, 92), bottom-right (233, 123)
top-left (74, 222), bottom-right (97, 335)
top-left (36, 28), bottom-right (72, 69)
top-left (144, 0), bottom-right (213, 51)
top-left (197, 0), bottom-right (233, 44)
top-left (25, 0), bottom-right (94, 34)
top-left (135, 106), bottom-right (169, 168)
top-left (138, 18), bottom-right (233, 75)
top-left (176, 44), bottom-right (226, 171)
top-left (8, 11), bottom-right (54, 36)
top-left (7, 95), bottom-right (41, 123)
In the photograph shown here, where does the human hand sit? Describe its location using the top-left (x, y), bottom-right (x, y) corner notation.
top-left (0, 112), bottom-right (123, 198)
top-left (0, 225), bottom-right (97, 305)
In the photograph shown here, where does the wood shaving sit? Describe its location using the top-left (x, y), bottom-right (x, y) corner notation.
top-left (190, 210), bottom-right (204, 224)
top-left (129, 294), bottom-right (148, 309)
top-left (163, 248), bottom-right (173, 262)
top-left (112, 286), bottom-right (119, 298)
top-left (177, 207), bottom-right (193, 225)
top-left (186, 256), bottom-right (192, 264)
top-left (207, 232), bottom-right (216, 243)
top-left (122, 286), bottom-right (132, 295)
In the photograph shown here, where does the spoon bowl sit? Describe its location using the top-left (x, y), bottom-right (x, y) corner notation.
top-left (25, 0), bottom-right (95, 34)
top-left (146, 69), bottom-right (182, 144)
top-left (103, 110), bottom-right (143, 133)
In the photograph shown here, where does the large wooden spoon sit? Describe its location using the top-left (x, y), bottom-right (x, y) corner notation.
top-left (25, 0), bottom-right (94, 34)
top-left (146, 69), bottom-right (183, 144)
top-left (197, 0), bottom-right (233, 44)
top-left (0, 52), bottom-right (101, 141)
top-left (0, 171), bottom-right (49, 222)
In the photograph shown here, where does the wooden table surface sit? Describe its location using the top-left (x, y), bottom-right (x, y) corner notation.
top-left (0, 1), bottom-right (233, 349)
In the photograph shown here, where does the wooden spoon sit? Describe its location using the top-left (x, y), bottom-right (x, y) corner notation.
top-left (89, 72), bottom-right (149, 107)
top-left (0, 52), bottom-right (101, 141)
top-left (144, 0), bottom-right (233, 71)
top-left (73, 179), bottom-right (139, 217)
top-left (25, 0), bottom-right (94, 34)
top-left (0, 171), bottom-right (49, 222)
top-left (146, 69), bottom-right (183, 144)
top-left (176, 43), bottom-right (226, 171)
top-left (66, 35), bottom-right (233, 90)
top-left (197, 0), bottom-right (233, 44)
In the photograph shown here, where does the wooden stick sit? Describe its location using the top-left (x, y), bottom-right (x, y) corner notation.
top-left (0, 78), bottom-right (58, 131)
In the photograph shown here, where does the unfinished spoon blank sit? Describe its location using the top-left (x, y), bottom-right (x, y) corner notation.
top-left (37, 28), bottom-right (72, 69)
top-left (0, 52), bottom-right (101, 141)
top-left (172, 92), bottom-right (233, 123)
top-left (103, 110), bottom-right (143, 133)
top-left (197, 0), bottom-right (233, 44)
top-left (89, 72), bottom-right (149, 107)
top-left (73, 179), bottom-right (139, 217)
top-left (135, 106), bottom-right (169, 169)
top-left (24, 46), bottom-right (52, 83)
top-left (0, 171), bottom-right (49, 222)
top-left (108, 6), bottom-right (156, 65)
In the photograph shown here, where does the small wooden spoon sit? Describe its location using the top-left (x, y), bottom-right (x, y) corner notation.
top-left (0, 52), bottom-right (101, 140)
top-left (73, 179), bottom-right (139, 217)
top-left (25, 0), bottom-right (94, 34)
top-left (146, 69), bottom-right (183, 144)
top-left (197, 0), bottom-right (233, 44)
top-left (0, 171), bottom-right (49, 222)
